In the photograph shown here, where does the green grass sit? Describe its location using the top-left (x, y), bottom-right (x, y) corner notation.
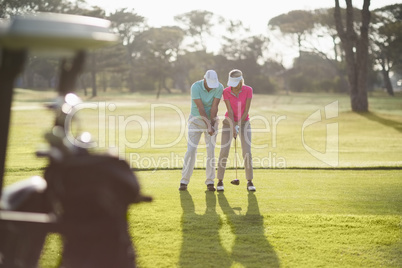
top-left (3, 90), bottom-right (402, 267)
top-left (38, 169), bottom-right (402, 267)
top-left (5, 90), bottom-right (402, 174)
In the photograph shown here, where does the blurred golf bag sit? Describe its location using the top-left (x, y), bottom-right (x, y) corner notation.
top-left (0, 154), bottom-right (146, 268)
top-left (48, 154), bottom-right (145, 268)
top-left (0, 50), bottom-right (151, 268)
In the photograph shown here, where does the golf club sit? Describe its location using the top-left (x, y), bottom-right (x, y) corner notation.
top-left (231, 125), bottom-right (240, 185)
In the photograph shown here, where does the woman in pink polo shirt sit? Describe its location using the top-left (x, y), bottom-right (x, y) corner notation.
top-left (217, 69), bottom-right (256, 191)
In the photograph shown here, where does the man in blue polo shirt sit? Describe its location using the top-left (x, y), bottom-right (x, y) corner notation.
top-left (179, 70), bottom-right (224, 191)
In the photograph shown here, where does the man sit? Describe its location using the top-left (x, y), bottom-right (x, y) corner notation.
top-left (179, 70), bottom-right (223, 191)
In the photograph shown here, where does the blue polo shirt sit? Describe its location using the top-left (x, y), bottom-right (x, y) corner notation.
top-left (190, 80), bottom-right (223, 119)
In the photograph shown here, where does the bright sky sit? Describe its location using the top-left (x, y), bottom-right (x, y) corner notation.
top-left (85, 0), bottom-right (400, 67)
top-left (87, 0), bottom-right (400, 35)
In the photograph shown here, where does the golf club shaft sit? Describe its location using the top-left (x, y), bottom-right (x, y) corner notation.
top-left (235, 137), bottom-right (237, 180)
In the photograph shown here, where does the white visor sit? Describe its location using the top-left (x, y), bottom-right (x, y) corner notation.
top-left (227, 76), bottom-right (243, 87)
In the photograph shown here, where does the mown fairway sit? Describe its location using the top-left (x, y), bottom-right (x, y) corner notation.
top-left (3, 89), bottom-right (402, 267)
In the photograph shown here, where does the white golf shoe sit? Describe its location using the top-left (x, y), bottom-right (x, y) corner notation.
top-left (217, 180), bottom-right (224, 191)
top-left (247, 181), bottom-right (256, 191)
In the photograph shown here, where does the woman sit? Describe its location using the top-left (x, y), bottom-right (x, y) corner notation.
top-left (217, 69), bottom-right (255, 191)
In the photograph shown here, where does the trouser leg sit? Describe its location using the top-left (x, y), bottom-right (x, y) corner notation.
top-left (181, 126), bottom-right (202, 185)
top-left (217, 121), bottom-right (232, 180)
top-left (204, 131), bottom-right (217, 185)
top-left (240, 121), bottom-right (253, 181)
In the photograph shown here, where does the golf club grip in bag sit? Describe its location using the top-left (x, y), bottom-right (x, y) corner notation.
top-left (44, 154), bottom-right (149, 268)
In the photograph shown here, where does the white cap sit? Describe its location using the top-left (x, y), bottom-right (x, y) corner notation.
top-left (227, 75), bottom-right (243, 87)
top-left (204, 70), bottom-right (219, 88)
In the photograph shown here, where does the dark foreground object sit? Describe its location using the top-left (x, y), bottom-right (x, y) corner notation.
top-left (0, 13), bottom-right (150, 268)
top-left (0, 153), bottom-right (151, 268)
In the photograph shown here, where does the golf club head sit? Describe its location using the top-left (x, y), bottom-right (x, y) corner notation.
top-left (230, 179), bottom-right (240, 185)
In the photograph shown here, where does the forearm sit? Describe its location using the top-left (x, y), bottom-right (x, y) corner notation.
top-left (210, 106), bottom-right (218, 126)
top-left (227, 110), bottom-right (236, 126)
top-left (240, 109), bottom-right (249, 123)
top-left (241, 98), bottom-right (252, 123)
top-left (198, 106), bottom-right (211, 128)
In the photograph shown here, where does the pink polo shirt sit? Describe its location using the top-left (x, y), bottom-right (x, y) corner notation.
top-left (223, 85), bottom-right (253, 122)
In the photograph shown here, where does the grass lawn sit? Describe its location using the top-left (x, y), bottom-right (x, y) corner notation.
top-left (133, 169), bottom-right (401, 268)
top-left (3, 89), bottom-right (402, 267)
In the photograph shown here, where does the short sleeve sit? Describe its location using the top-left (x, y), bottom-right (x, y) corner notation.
top-left (191, 83), bottom-right (201, 99)
top-left (223, 87), bottom-right (230, 100)
top-left (247, 86), bottom-right (253, 99)
top-left (214, 84), bottom-right (224, 99)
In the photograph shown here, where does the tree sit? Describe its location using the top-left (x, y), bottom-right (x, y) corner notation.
top-left (176, 50), bottom-right (220, 91)
top-left (174, 10), bottom-right (221, 52)
top-left (313, 7), bottom-right (363, 62)
top-left (371, 4), bottom-right (402, 96)
top-left (108, 8), bottom-right (146, 92)
top-left (1, 0), bottom-right (111, 95)
top-left (96, 43), bottom-right (130, 91)
top-left (75, 6), bottom-right (107, 97)
top-left (268, 10), bottom-right (315, 58)
top-left (132, 26), bottom-right (184, 98)
top-left (219, 19), bottom-right (273, 94)
top-left (0, 0), bottom-right (82, 18)
top-left (220, 20), bottom-right (268, 62)
top-left (334, 0), bottom-right (371, 112)
top-left (309, 8), bottom-right (355, 93)
top-left (290, 52), bottom-right (342, 93)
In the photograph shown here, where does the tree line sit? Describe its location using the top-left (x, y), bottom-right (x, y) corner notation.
top-left (1, 0), bottom-right (401, 111)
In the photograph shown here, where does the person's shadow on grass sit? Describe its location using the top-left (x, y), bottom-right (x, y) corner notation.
top-left (218, 192), bottom-right (280, 268)
top-left (179, 191), bottom-right (231, 268)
